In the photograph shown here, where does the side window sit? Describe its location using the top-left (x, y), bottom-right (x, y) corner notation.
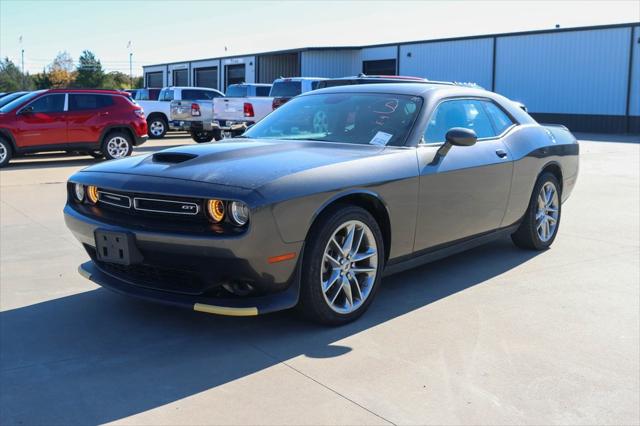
top-left (311, 81), bottom-right (320, 90)
top-left (482, 101), bottom-right (515, 135)
top-left (27, 94), bottom-right (65, 113)
top-left (159, 89), bottom-right (174, 101)
top-left (69, 94), bottom-right (113, 111)
top-left (425, 99), bottom-right (496, 143)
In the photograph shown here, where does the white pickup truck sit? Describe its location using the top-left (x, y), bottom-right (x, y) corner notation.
top-left (171, 83), bottom-right (273, 142)
top-left (138, 86), bottom-right (223, 139)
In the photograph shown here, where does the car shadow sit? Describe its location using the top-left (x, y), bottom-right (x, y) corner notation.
top-left (0, 237), bottom-right (541, 424)
top-left (2, 144), bottom-right (192, 171)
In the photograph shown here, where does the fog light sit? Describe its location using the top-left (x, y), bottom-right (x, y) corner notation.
top-left (230, 201), bottom-right (250, 226)
top-left (206, 199), bottom-right (225, 222)
top-left (74, 183), bottom-right (85, 202)
top-left (87, 185), bottom-right (99, 204)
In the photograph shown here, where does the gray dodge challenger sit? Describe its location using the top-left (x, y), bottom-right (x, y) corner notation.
top-left (64, 83), bottom-right (579, 325)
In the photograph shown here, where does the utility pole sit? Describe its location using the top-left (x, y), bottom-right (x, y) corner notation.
top-left (21, 49), bottom-right (25, 89)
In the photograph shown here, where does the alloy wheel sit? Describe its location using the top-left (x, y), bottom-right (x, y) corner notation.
top-left (106, 136), bottom-right (130, 159)
top-left (0, 143), bottom-right (6, 164)
top-left (536, 181), bottom-right (559, 242)
top-left (321, 220), bottom-right (378, 314)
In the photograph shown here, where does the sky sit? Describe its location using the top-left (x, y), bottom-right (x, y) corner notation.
top-left (1, 0), bottom-right (638, 76)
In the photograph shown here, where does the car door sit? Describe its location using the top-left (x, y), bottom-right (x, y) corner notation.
top-left (14, 94), bottom-right (67, 147)
top-left (413, 98), bottom-right (514, 251)
top-left (67, 94), bottom-right (114, 144)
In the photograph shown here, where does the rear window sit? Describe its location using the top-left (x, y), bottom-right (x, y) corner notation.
top-left (255, 86), bottom-right (271, 97)
top-left (182, 89), bottom-right (220, 100)
top-left (69, 94), bottom-right (114, 111)
top-left (225, 85), bottom-right (248, 97)
top-left (270, 81), bottom-right (301, 97)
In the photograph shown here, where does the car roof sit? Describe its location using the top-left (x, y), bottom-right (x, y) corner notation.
top-left (44, 89), bottom-right (127, 95)
top-left (305, 82), bottom-right (480, 97)
top-left (273, 77), bottom-right (328, 82)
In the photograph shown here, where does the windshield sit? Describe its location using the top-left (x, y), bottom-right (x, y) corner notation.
top-left (225, 85), bottom-right (248, 97)
top-left (270, 81), bottom-right (302, 97)
top-left (0, 91), bottom-right (44, 113)
top-left (243, 92), bottom-right (423, 146)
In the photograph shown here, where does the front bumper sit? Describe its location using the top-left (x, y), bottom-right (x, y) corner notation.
top-left (64, 202), bottom-right (303, 316)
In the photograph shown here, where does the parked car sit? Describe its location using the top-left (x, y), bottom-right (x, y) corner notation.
top-left (0, 91), bottom-right (29, 108)
top-left (124, 89), bottom-right (138, 99)
top-left (0, 89), bottom-right (147, 167)
top-left (171, 83), bottom-right (273, 142)
top-left (64, 82), bottom-right (578, 324)
top-left (270, 77), bottom-right (326, 109)
top-left (138, 86), bottom-right (223, 139)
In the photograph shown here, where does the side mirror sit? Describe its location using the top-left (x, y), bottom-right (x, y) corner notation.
top-left (431, 128), bottom-right (477, 164)
top-left (18, 106), bottom-right (34, 115)
top-left (445, 127), bottom-right (477, 147)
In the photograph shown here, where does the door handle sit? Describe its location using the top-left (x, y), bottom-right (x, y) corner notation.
top-left (495, 149), bottom-right (508, 158)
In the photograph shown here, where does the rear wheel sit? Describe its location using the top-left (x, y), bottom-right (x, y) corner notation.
top-left (0, 138), bottom-right (12, 168)
top-left (102, 131), bottom-right (133, 160)
top-left (299, 205), bottom-right (384, 325)
top-left (190, 130), bottom-right (215, 143)
top-left (147, 115), bottom-right (167, 139)
top-left (511, 172), bottom-right (561, 250)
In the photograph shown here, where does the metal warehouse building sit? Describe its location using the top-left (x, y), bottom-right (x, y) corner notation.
top-left (143, 22), bottom-right (640, 134)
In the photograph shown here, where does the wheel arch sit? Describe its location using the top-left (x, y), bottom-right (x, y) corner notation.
top-left (0, 128), bottom-right (17, 153)
top-left (307, 190), bottom-right (392, 262)
top-left (100, 125), bottom-right (137, 147)
top-left (147, 112), bottom-right (168, 123)
top-left (540, 161), bottom-right (563, 192)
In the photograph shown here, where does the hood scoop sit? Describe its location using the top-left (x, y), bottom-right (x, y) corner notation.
top-left (152, 152), bottom-right (198, 164)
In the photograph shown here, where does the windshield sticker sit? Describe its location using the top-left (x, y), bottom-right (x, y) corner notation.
top-left (369, 131), bottom-right (393, 146)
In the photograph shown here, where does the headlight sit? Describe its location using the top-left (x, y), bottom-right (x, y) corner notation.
top-left (87, 185), bottom-right (99, 204)
top-left (229, 201), bottom-right (250, 226)
top-left (73, 184), bottom-right (85, 202)
top-left (206, 199), bottom-right (225, 223)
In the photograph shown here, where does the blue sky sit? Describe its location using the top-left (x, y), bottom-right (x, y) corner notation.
top-left (1, 0), bottom-right (637, 75)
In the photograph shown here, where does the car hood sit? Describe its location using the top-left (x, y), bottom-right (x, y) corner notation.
top-left (81, 139), bottom-right (386, 190)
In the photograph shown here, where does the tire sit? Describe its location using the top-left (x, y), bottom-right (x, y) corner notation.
top-left (87, 150), bottom-right (103, 159)
top-left (190, 130), bottom-right (215, 143)
top-left (511, 172), bottom-right (562, 250)
top-left (147, 115), bottom-right (167, 139)
top-left (0, 138), bottom-right (12, 168)
top-left (102, 131), bottom-right (133, 160)
top-left (298, 205), bottom-right (385, 325)
top-left (212, 130), bottom-right (223, 141)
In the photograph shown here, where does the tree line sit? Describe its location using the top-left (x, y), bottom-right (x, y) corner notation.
top-left (0, 50), bottom-right (143, 92)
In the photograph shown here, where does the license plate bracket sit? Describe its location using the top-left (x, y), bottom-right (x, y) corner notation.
top-left (94, 230), bottom-right (142, 265)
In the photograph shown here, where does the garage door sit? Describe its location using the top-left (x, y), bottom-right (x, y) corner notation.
top-left (173, 69), bottom-right (188, 86)
top-left (225, 64), bottom-right (245, 90)
top-left (363, 59), bottom-right (397, 76)
top-left (194, 67), bottom-right (218, 89)
top-left (146, 72), bottom-right (163, 88)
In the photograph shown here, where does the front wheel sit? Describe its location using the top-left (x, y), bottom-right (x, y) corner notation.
top-left (147, 116), bottom-right (167, 139)
top-left (299, 205), bottom-right (384, 325)
top-left (0, 138), bottom-right (12, 168)
top-left (190, 130), bottom-right (215, 143)
top-left (102, 132), bottom-right (133, 160)
top-left (511, 172), bottom-right (562, 250)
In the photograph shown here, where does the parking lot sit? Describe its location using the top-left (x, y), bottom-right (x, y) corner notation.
top-left (0, 133), bottom-right (638, 425)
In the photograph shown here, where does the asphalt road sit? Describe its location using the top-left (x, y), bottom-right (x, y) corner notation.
top-left (1, 133), bottom-right (638, 425)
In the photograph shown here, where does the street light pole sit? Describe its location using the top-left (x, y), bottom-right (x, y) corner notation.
top-left (21, 48), bottom-right (25, 90)
top-left (129, 52), bottom-right (133, 89)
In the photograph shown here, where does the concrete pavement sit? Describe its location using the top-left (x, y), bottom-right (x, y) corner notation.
top-left (1, 134), bottom-right (638, 425)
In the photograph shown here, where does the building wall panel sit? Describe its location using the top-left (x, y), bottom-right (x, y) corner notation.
top-left (301, 50), bottom-right (360, 77)
top-left (495, 28), bottom-right (631, 115)
top-left (399, 38), bottom-right (493, 88)
top-left (258, 53), bottom-right (300, 83)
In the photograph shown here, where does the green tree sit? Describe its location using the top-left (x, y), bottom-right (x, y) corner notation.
top-left (102, 71), bottom-right (131, 89)
top-left (74, 50), bottom-right (104, 88)
top-left (32, 69), bottom-right (52, 89)
top-left (0, 57), bottom-right (32, 91)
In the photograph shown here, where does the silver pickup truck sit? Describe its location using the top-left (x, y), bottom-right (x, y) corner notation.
top-left (171, 83), bottom-right (272, 143)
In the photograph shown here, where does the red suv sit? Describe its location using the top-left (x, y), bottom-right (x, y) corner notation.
top-left (0, 89), bottom-right (148, 168)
